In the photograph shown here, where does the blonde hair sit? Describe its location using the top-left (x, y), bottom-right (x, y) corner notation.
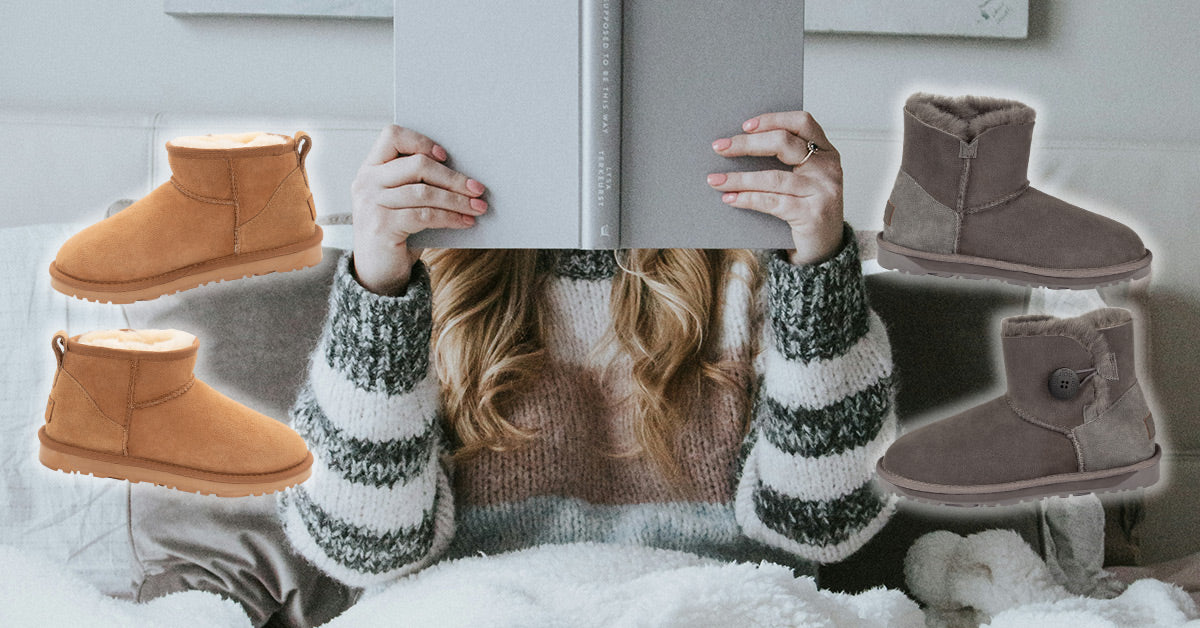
top-left (421, 248), bottom-right (762, 491)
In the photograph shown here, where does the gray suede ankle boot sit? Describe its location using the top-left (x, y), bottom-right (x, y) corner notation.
top-left (877, 93), bottom-right (1152, 289)
top-left (876, 308), bottom-right (1160, 506)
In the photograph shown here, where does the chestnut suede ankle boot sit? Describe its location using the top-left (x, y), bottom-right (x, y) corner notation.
top-left (39, 329), bottom-right (312, 497)
top-left (876, 308), bottom-right (1160, 506)
top-left (877, 93), bottom-right (1152, 289)
top-left (49, 132), bottom-right (323, 303)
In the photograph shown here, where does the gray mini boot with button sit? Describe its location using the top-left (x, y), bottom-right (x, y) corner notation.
top-left (876, 307), bottom-right (1160, 506)
top-left (877, 93), bottom-right (1152, 289)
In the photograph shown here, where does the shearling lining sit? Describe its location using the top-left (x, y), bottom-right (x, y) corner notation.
top-left (1002, 308), bottom-right (1131, 346)
top-left (905, 93), bottom-right (1036, 141)
top-left (169, 132), bottom-right (287, 149)
top-left (78, 329), bottom-right (196, 352)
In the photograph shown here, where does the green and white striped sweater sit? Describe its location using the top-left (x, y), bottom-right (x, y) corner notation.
top-left (278, 223), bottom-right (897, 587)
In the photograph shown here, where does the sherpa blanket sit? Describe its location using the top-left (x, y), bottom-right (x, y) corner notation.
top-left (908, 529), bottom-right (1200, 628)
top-left (0, 544), bottom-right (252, 628)
top-left (0, 542), bottom-right (922, 627)
top-left (6, 539), bottom-right (1198, 627)
top-left (327, 542), bottom-right (923, 627)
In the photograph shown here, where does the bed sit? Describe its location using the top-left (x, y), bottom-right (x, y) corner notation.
top-left (0, 215), bottom-right (1161, 626)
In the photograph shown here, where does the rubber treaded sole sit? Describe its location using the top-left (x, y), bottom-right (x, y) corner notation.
top-left (38, 426), bottom-right (312, 498)
top-left (875, 445), bottom-right (1161, 507)
top-left (876, 234), bottom-right (1152, 290)
top-left (49, 227), bottom-right (323, 304)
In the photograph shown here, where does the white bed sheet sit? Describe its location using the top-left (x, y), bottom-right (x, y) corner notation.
top-left (0, 221), bottom-right (135, 597)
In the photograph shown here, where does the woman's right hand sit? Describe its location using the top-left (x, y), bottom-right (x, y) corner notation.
top-left (351, 125), bottom-right (487, 296)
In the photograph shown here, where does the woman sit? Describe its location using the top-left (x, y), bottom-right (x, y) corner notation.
top-left (277, 111), bottom-right (897, 587)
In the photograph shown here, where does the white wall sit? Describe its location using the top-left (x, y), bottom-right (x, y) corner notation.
top-left (806, 1), bottom-right (1200, 145)
top-left (3, 1), bottom-right (1199, 221)
top-left (2, 1), bottom-right (1199, 563)
top-left (0, 2), bottom-right (392, 119)
top-left (4, 2), bottom-right (1198, 141)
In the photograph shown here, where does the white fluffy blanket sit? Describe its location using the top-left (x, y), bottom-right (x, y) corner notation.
top-left (0, 542), bottom-right (920, 627)
top-left (329, 543), bottom-right (922, 627)
top-left (907, 529), bottom-right (1200, 628)
top-left (5, 539), bottom-right (1197, 627)
top-left (0, 544), bottom-right (251, 628)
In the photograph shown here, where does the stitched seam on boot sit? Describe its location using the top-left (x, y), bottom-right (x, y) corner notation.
top-left (51, 235), bottom-right (319, 287)
top-left (872, 240), bottom-right (1151, 274)
top-left (58, 370), bottom-right (125, 430)
top-left (1070, 432), bottom-right (1087, 472)
top-left (229, 156), bottom-right (241, 254)
top-left (961, 181), bottom-right (1031, 214)
top-left (131, 376), bottom-right (195, 410)
top-left (124, 359), bottom-right (139, 456)
top-left (1007, 395), bottom-right (1088, 472)
top-left (1084, 372), bottom-right (1104, 423)
top-left (240, 166), bottom-right (302, 228)
top-left (953, 213), bottom-right (964, 253)
top-left (169, 178), bottom-right (235, 206)
top-left (66, 450), bottom-right (311, 478)
top-left (952, 159), bottom-right (972, 253)
top-left (955, 159), bottom-right (971, 213)
top-left (1005, 395), bottom-right (1072, 435)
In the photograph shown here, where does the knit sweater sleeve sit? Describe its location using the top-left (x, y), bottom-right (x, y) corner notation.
top-left (277, 251), bottom-right (454, 588)
top-left (734, 223), bottom-right (898, 563)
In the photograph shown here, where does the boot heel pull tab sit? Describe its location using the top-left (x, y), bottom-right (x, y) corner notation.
top-left (51, 330), bottom-right (68, 367)
top-left (294, 132), bottom-right (312, 168)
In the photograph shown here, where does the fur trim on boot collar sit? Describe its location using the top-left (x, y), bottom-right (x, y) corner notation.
top-left (1002, 308), bottom-right (1131, 347)
top-left (1002, 308), bottom-right (1132, 418)
top-left (78, 329), bottom-right (196, 352)
top-left (169, 132), bottom-right (287, 149)
top-left (905, 93), bottom-right (1036, 141)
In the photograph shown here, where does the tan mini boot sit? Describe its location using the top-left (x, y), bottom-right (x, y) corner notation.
top-left (39, 329), bottom-right (312, 497)
top-left (50, 132), bottom-right (323, 303)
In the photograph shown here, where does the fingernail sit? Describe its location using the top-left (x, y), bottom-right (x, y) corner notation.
top-left (466, 178), bottom-right (485, 195)
top-left (707, 173), bottom-right (727, 186)
top-left (469, 198), bottom-right (488, 212)
top-left (743, 118), bottom-right (759, 132)
top-left (722, 192), bottom-right (737, 203)
top-left (461, 214), bottom-right (475, 226)
top-left (432, 144), bottom-right (448, 161)
top-left (712, 138), bottom-right (731, 151)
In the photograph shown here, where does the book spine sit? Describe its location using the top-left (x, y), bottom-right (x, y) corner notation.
top-left (580, 0), bottom-right (621, 249)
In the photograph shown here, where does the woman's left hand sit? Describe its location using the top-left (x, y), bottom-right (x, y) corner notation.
top-left (708, 111), bottom-right (845, 265)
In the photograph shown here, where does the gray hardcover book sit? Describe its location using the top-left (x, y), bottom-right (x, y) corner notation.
top-left (396, 0), bottom-right (804, 249)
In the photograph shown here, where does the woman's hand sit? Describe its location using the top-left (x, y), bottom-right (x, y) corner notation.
top-left (351, 125), bottom-right (488, 295)
top-left (707, 111), bottom-right (845, 265)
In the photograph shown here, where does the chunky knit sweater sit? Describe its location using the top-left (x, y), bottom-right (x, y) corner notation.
top-left (278, 224), bottom-right (898, 588)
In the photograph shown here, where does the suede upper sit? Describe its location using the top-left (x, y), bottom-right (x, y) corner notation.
top-left (900, 110), bottom-right (1033, 211)
top-left (45, 332), bottom-right (310, 476)
top-left (957, 188), bottom-right (1147, 269)
top-left (1002, 334), bottom-right (1097, 430)
top-left (53, 133), bottom-right (318, 285)
top-left (878, 308), bottom-right (1156, 489)
top-left (883, 93), bottom-right (1150, 274)
top-left (880, 395), bottom-right (1079, 487)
